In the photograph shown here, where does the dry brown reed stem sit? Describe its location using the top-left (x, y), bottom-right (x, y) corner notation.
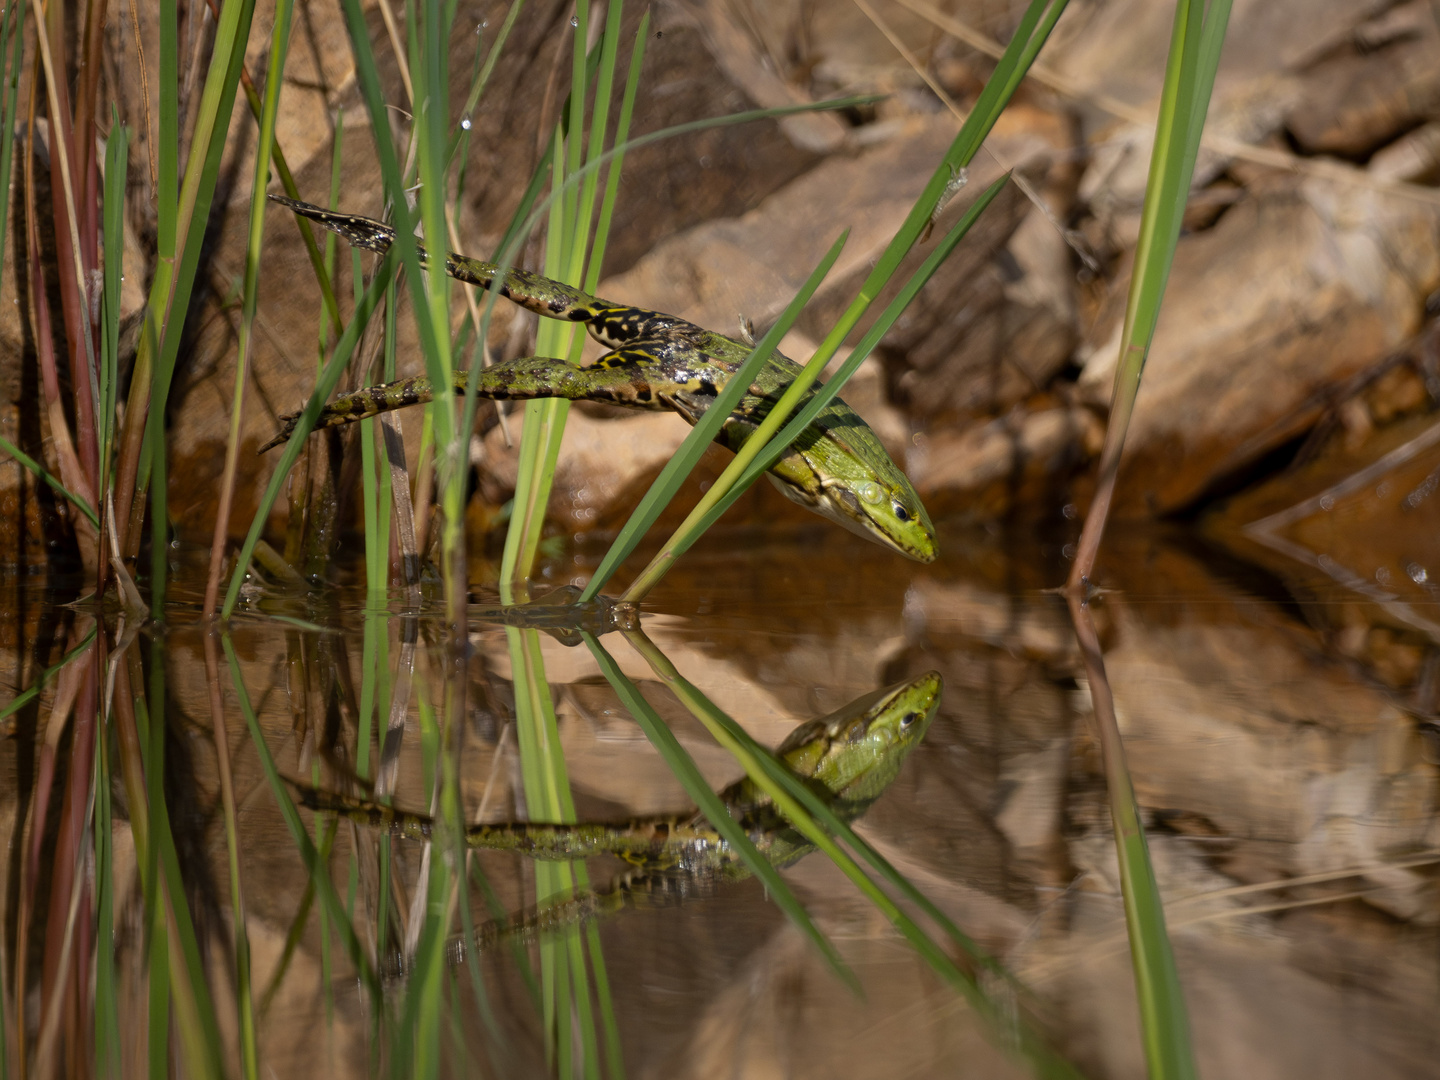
top-left (31, 0), bottom-right (100, 489)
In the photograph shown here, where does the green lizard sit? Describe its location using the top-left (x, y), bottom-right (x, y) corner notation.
top-left (263, 197), bottom-right (937, 563)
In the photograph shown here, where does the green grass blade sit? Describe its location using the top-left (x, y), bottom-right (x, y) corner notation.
top-left (683, 176), bottom-right (1009, 545)
top-left (221, 266), bottom-right (391, 617)
top-left (451, 0), bottom-right (524, 149)
top-left (583, 633), bottom-right (855, 989)
top-left (99, 112), bottom-right (128, 498)
top-left (135, 0), bottom-right (259, 491)
top-left (206, 0), bottom-right (293, 617)
top-left (0, 437), bottom-right (98, 527)
top-left (0, 0), bottom-right (25, 321)
top-left (584, 10), bottom-right (648, 297)
top-left (579, 227), bottom-right (848, 601)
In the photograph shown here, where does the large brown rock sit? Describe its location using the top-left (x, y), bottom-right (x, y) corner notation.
top-left (1078, 177), bottom-right (1440, 515)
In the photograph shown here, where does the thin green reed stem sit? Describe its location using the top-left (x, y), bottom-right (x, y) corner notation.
top-left (204, 0), bottom-right (293, 617)
top-left (1060, 3), bottom-right (1230, 1077)
top-left (110, 0), bottom-right (175, 554)
top-left (0, 439), bottom-right (98, 526)
top-left (360, 416), bottom-right (383, 588)
top-left (222, 268), bottom-right (390, 617)
top-left (129, 0), bottom-right (259, 542)
top-left (586, 10), bottom-right (647, 296)
top-left (0, 0), bottom-right (24, 315)
top-left (1068, 0), bottom-right (1230, 585)
top-left (415, 0), bottom-right (463, 626)
top-left (451, 0), bottom-right (524, 156)
top-left (99, 112), bottom-right (127, 504)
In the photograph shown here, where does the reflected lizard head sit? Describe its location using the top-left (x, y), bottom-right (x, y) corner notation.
top-left (774, 670), bottom-right (943, 806)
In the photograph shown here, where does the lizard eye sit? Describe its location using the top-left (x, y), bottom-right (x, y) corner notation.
top-left (893, 502), bottom-right (911, 523)
top-left (899, 712), bottom-right (921, 730)
top-left (855, 481), bottom-right (883, 506)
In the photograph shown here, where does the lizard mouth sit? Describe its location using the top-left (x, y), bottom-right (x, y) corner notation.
top-left (765, 476), bottom-right (937, 563)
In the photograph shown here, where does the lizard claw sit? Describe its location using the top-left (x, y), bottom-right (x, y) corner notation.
top-left (257, 412), bottom-right (301, 453)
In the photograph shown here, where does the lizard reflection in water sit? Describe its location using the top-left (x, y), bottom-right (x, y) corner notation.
top-left (262, 196), bottom-right (937, 563)
top-left (296, 670), bottom-right (941, 952)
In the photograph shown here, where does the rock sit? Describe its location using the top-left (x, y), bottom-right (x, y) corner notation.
top-left (1369, 120), bottom-right (1440, 184)
top-left (1049, 0), bottom-right (1387, 109)
top-left (590, 7), bottom-right (822, 275)
top-left (1287, 9), bottom-right (1440, 158)
top-left (909, 406), bottom-right (1103, 519)
top-left (1088, 538), bottom-right (1440, 922)
top-left (1078, 177), bottom-right (1440, 515)
top-left (600, 113), bottom-right (968, 329)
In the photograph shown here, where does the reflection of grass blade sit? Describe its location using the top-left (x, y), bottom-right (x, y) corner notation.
top-left (134, 654), bottom-right (227, 1079)
top-left (0, 629), bottom-right (96, 723)
top-left (620, 630), bottom-right (1083, 1078)
top-left (579, 229), bottom-right (848, 601)
top-left (203, 631), bottom-right (259, 1080)
top-left (93, 707), bottom-right (119, 1078)
top-left (506, 626), bottom-right (613, 1070)
top-left (257, 815), bottom-right (336, 1018)
top-left (222, 634), bottom-right (381, 996)
top-left (582, 632), bottom-right (854, 988)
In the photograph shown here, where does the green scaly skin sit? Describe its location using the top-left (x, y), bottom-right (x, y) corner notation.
top-left (263, 196), bottom-right (938, 563)
top-left (294, 670), bottom-right (942, 953)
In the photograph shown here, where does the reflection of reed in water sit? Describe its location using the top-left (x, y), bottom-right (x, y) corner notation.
top-left (293, 670), bottom-right (941, 968)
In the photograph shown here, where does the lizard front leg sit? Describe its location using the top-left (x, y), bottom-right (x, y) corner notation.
top-left (270, 197), bottom-right (682, 348)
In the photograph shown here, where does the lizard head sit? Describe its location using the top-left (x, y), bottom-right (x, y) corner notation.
top-left (774, 671), bottom-right (942, 804)
top-left (765, 445), bottom-right (938, 563)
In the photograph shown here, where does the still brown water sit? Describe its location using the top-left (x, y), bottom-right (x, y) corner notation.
top-left (2, 514), bottom-right (1437, 1079)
